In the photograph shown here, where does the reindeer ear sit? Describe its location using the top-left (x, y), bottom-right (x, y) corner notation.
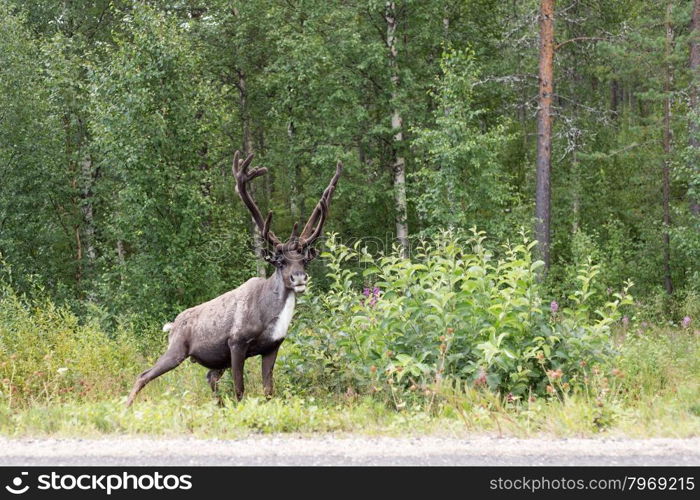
top-left (304, 247), bottom-right (319, 262)
top-left (263, 250), bottom-right (286, 268)
top-left (261, 248), bottom-right (275, 264)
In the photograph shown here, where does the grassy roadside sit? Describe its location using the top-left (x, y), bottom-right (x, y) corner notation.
top-left (0, 269), bottom-right (698, 439)
top-left (0, 329), bottom-right (697, 439)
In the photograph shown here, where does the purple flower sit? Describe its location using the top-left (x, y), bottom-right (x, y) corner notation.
top-left (550, 300), bottom-right (559, 313)
top-left (622, 316), bottom-right (629, 328)
top-left (362, 286), bottom-right (380, 307)
top-left (682, 316), bottom-right (692, 329)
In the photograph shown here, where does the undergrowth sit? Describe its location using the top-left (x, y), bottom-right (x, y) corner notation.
top-left (0, 231), bottom-right (697, 438)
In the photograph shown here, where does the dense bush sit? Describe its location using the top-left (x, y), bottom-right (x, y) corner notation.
top-left (285, 231), bottom-right (633, 400)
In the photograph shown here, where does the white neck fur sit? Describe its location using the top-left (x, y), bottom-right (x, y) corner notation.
top-left (270, 292), bottom-right (296, 341)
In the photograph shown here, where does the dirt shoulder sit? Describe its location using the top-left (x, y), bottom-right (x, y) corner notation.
top-left (0, 435), bottom-right (697, 466)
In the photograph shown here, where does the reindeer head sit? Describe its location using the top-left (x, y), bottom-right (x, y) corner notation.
top-left (232, 151), bottom-right (342, 293)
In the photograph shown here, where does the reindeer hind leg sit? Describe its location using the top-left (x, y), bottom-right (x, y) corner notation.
top-left (206, 368), bottom-right (225, 406)
top-left (206, 369), bottom-right (225, 392)
top-left (126, 342), bottom-right (188, 407)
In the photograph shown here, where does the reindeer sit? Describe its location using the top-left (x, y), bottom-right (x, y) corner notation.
top-left (126, 151), bottom-right (342, 406)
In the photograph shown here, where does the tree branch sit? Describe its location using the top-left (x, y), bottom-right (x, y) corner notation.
top-left (555, 37), bottom-right (607, 50)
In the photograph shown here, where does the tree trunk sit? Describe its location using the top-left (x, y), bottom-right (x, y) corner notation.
top-left (690, 0), bottom-right (700, 216)
top-left (662, 4), bottom-right (674, 295)
top-left (610, 80), bottom-right (619, 115)
top-left (535, 0), bottom-right (555, 273)
top-left (237, 69), bottom-right (266, 278)
top-left (571, 151), bottom-right (580, 234)
top-left (117, 239), bottom-right (126, 284)
top-left (80, 154), bottom-right (96, 271)
top-left (287, 117), bottom-right (303, 220)
top-left (385, 1), bottom-right (409, 257)
top-left (77, 150), bottom-right (99, 302)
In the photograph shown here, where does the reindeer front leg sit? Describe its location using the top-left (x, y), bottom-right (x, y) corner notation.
top-left (262, 345), bottom-right (281, 399)
top-left (229, 341), bottom-right (248, 401)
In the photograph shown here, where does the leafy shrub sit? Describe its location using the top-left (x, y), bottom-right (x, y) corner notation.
top-left (0, 285), bottom-right (144, 406)
top-left (285, 230), bottom-right (633, 402)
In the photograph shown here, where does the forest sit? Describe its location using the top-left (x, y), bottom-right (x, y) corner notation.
top-left (0, 0), bottom-right (698, 436)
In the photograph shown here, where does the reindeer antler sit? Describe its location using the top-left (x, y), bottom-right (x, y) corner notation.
top-left (233, 151), bottom-right (342, 254)
top-left (299, 161), bottom-right (343, 247)
top-left (232, 151), bottom-right (282, 249)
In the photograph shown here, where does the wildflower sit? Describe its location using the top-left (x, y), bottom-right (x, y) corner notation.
top-left (474, 369), bottom-right (487, 387)
top-left (550, 300), bottom-right (559, 313)
top-left (682, 316), bottom-right (692, 329)
top-left (546, 368), bottom-right (563, 380)
top-left (369, 365), bottom-right (377, 373)
top-left (546, 384), bottom-right (556, 394)
top-left (506, 393), bottom-right (515, 403)
top-left (363, 286), bottom-right (380, 307)
top-left (621, 316), bottom-right (629, 328)
top-left (611, 368), bottom-right (624, 379)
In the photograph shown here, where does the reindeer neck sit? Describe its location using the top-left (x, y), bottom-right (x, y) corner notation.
top-left (262, 268), bottom-right (292, 301)
top-left (253, 268), bottom-right (294, 327)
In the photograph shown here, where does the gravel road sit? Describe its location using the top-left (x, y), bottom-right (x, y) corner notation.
top-left (0, 436), bottom-right (698, 466)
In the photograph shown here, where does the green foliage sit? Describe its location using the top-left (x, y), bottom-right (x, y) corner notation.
top-left (0, 285), bottom-right (143, 407)
top-left (286, 231), bottom-right (632, 402)
top-left (0, 0), bottom-right (698, 322)
top-left (0, 6), bottom-right (70, 293)
top-left (85, 5), bottom-right (255, 316)
top-left (411, 48), bottom-right (518, 238)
